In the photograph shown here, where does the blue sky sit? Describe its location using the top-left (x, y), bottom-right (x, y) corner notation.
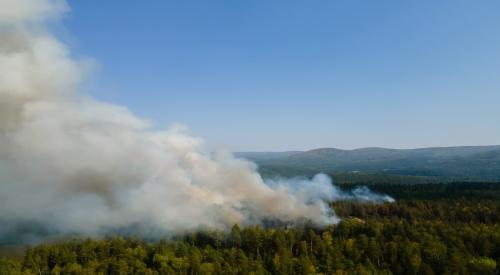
top-left (63, 0), bottom-right (500, 151)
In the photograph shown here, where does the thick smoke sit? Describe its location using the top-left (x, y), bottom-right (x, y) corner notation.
top-left (0, 0), bottom-right (393, 241)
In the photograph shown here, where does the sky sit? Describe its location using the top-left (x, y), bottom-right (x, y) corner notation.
top-left (60, 0), bottom-right (500, 151)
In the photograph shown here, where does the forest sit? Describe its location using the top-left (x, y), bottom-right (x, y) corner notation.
top-left (1, 182), bottom-right (499, 274)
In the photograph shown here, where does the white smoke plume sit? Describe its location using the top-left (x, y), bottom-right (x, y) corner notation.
top-left (0, 0), bottom-right (393, 241)
top-left (267, 174), bottom-right (395, 204)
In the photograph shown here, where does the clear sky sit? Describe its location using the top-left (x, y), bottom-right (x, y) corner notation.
top-left (62, 0), bottom-right (500, 151)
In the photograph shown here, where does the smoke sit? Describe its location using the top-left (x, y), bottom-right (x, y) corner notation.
top-left (267, 174), bottom-right (395, 204)
top-left (0, 0), bottom-right (393, 241)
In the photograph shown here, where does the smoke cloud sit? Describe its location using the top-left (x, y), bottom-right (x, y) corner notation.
top-left (0, 0), bottom-right (393, 241)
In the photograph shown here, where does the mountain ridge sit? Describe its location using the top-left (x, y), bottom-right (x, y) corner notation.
top-left (236, 145), bottom-right (500, 180)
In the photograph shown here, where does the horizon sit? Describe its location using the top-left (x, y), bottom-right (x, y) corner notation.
top-left (56, 0), bottom-right (500, 151)
top-left (237, 144), bottom-right (500, 153)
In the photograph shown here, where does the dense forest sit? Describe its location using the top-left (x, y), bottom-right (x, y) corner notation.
top-left (1, 182), bottom-right (499, 274)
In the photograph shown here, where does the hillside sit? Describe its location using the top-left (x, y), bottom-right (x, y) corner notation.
top-left (237, 146), bottom-right (500, 181)
top-left (233, 151), bottom-right (301, 162)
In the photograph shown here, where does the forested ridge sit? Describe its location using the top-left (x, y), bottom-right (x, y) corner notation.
top-left (240, 146), bottom-right (500, 181)
top-left (1, 183), bottom-right (499, 274)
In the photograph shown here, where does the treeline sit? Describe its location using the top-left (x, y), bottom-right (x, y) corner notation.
top-left (1, 183), bottom-right (499, 274)
top-left (341, 181), bottom-right (500, 200)
top-left (258, 167), bottom-right (444, 185)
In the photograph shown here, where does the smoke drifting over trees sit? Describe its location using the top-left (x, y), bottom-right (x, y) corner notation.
top-left (0, 0), bottom-right (393, 241)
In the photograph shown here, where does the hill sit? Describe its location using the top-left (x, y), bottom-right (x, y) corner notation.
top-left (234, 151), bottom-right (301, 162)
top-left (237, 146), bottom-right (500, 181)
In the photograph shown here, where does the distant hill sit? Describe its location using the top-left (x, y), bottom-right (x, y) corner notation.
top-left (236, 146), bottom-right (500, 181)
top-left (234, 151), bottom-right (301, 162)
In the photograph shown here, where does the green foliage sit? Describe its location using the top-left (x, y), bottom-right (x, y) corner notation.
top-left (0, 258), bottom-right (22, 275)
top-left (1, 183), bottom-right (500, 274)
